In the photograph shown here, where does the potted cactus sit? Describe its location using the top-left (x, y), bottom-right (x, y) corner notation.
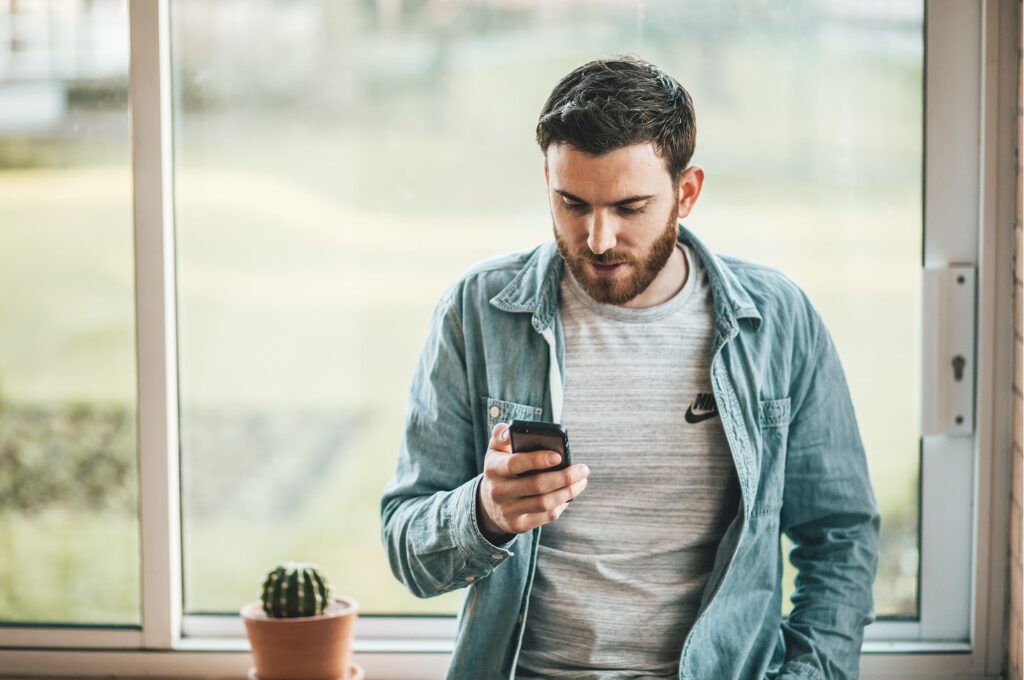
top-left (241, 561), bottom-right (362, 680)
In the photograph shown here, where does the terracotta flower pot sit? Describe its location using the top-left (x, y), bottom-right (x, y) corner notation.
top-left (241, 595), bottom-right (362, 680)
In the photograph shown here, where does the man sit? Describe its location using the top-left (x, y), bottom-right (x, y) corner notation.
top-left (380, 55), bottom-right (880, 680)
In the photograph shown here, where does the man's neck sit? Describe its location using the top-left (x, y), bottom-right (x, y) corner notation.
top-left (620, 243), bottom-right (688, 309)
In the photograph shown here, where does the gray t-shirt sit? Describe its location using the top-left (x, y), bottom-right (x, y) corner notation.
top-left (515, 242), bottom-right (742, 679)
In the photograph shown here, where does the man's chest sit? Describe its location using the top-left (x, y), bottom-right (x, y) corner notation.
top-left (554, 307), bottom-right (741, 549)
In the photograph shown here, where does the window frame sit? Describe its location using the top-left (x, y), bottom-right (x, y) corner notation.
top-left (0, 0), bottom-right (1017, 677)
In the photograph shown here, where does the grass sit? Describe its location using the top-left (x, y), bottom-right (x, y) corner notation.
top-left (0, 508), bottom-right (140, 624)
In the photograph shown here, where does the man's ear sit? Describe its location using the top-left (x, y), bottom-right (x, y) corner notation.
top-left (676, 165), bottom-right (705, 219)
top-left (543, 157), bottom-right (549, 184)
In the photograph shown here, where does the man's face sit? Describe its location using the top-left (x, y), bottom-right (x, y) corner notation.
top-left (545, 142), bottom-right (684, 306)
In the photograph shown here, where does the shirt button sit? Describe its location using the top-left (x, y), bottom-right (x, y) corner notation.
top-left (517, 613), bottom-right (523, 624)
top-left (489, 406), bottom-right (500, 418)
top-left (492, 553), bottom-right (504, 560)
top-left (465, 575), bottom-right (475, 583)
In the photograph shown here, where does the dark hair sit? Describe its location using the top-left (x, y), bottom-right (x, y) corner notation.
top-left (535, 55), bottom-right (696, 185)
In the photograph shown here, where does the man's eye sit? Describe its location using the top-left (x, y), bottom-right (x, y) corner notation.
top-left (561, 201), bottom-right (645, 215)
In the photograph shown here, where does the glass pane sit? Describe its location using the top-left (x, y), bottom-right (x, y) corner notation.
top-left (173, 0), bottom-right (921, 618)
top-left (0, 0), bottom-right (138, 625)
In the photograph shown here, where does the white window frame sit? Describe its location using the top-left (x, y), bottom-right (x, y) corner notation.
top-left (0, 0), bottom-right (1017, 677)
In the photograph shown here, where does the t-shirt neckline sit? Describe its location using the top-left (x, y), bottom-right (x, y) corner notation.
top-left (561, 242), bottom-right (699, 323)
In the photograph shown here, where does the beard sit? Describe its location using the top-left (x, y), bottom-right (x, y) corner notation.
top-left (554, 203), bottom-right (680, 305)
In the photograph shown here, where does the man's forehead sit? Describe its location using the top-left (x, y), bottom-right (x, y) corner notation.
top-left (546, 141), bottom-right (672, 199)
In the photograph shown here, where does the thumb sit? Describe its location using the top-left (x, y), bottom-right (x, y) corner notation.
top-left (489, 422), bottom-right (512, 451)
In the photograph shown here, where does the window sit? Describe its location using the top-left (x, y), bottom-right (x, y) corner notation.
top-left (0, 1), bottom-right (1015, 678)
top-left (171, 0), bottom-right (921, 621)
top-left (0, 0), bottom-right (139, 627)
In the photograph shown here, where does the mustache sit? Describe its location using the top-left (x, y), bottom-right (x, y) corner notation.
top-left (580, 251), bottom-right (630, 266)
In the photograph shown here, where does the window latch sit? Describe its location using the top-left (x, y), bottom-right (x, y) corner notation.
top-left (921, 265), bottom-right (976, 436)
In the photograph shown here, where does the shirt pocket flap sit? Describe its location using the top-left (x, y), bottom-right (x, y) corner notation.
top-left (484, 396), bottom-right (544, 429)
top-left (758, 396), bottom-right (791, 429)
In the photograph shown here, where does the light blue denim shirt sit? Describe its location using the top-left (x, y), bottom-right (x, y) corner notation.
top-left (380, 222), bottom-right (881, 680)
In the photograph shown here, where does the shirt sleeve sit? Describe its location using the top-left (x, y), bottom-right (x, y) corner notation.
top-left (774, 308), bottom-right (882, 680)
top-left (379, 290), bottom-right (518, 599)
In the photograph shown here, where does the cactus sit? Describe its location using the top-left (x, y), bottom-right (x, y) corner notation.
top-left (260, 561), bottom-right (333, 618)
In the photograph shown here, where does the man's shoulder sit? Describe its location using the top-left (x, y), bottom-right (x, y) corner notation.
top-left (459, 245), bottom-right (540, 280)
top-left (438, 243), bottom-right (547, 306)
top-left (712, 250), bottom-right (823, 339)
top-left (716, 252), bottom-right (810, 306)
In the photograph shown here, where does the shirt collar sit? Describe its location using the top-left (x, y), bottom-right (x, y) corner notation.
top-left (489, 221), bottom-right (763, 335)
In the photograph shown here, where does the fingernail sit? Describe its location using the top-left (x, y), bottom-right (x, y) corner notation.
top-left (501, 428), bottom-right (509, 441)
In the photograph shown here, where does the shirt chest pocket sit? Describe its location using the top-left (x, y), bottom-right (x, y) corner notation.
top-left (755, 396), bottom-right (791, 515)
top-left (484, 396), bottom-right (544, 430)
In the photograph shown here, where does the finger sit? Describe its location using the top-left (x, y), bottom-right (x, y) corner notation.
top-left (514, 462), bottom-right (589, 495)
top-left (488, 422), bottom-right (513, 453)
top-left (511, 475), bottom-right (588, 514)
top-left (513, 500), bottom-right (571, 532)
top-left (496, 449), bottom-right (564, 478)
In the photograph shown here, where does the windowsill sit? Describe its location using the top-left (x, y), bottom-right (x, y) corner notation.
top-left (0, 641), bottom-right (980, 680)
top-left (171, 637), bottom-right (974, 655)
top-left (176, 637), bottom-right (455, 654)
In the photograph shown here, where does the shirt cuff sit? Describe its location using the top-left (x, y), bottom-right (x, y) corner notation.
top-left (772, 660), bottom-right (826, 680)
top-left (451, 473), bottom-right (518, 568)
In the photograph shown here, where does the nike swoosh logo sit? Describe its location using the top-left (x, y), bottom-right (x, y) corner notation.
top-left (685, 405), bottom-right (719, 423)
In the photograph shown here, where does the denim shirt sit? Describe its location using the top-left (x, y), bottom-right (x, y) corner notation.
top-left (380, 222), bottom-right (881, 680)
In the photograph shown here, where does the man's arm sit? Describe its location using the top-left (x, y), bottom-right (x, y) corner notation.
top-left (379, 291), bottom-right (517, 599)
top-left (774, 309), bottom-right (881, 680)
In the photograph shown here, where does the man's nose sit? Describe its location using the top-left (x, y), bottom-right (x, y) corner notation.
top-left (587, 212), bottom-right (618, 255)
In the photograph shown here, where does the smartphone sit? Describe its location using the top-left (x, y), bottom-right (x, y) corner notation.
top-left (508, 420), bottom-right (572, 479)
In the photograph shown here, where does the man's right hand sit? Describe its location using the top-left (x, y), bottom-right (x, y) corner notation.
top-left (476, 422), bottom-right (590, 543)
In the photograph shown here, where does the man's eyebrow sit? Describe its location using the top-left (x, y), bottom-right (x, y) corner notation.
top-left (553, 189), bottom-right (655, 206)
